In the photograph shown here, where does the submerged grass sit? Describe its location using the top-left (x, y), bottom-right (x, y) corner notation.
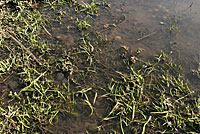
top-left (102, 52), bottom-right (200, 133)
top-left (0, 0), bottom-right (199, 134)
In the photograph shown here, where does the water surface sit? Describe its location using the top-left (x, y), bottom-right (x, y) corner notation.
top-left (101, 0), bottom-right (200, 87)
top-left (43, 0), bottom-right (200, 133)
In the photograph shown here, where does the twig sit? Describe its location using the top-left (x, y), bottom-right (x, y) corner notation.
top-left (139, 85), bottom-right (143, 102)
top-left (6, 32), bottom-right (42, 65)
top-left (41, 23), bottom-right (53, 38)
top-left (137, 31), bottom-right (157, 41)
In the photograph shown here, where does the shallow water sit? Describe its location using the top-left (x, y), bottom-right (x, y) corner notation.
top-left (1, 1), bottom-right (200, 133)
top-left (109, 0), bottom-right (199, 64)
top-left (42, 0), bottom-right (200, 133)
top-left (101, 0), bottom-right (200, 87)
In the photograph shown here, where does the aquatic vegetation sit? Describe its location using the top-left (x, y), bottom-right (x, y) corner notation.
top-left (192, 62), bottom-right (200, 79)
top-left (0, 0), bottom-right (199, 134)
top-left (102, 52), bottom-right (200, 133)
top-left (78, 0), bottom-right (98, 15)
top-left (76, 18), bottom-right (91, 31)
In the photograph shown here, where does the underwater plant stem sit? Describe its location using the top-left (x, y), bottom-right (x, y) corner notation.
top-left (41, 24), bottom-right (53, 38)
top-left (137, 32), bottom-right (157, 41)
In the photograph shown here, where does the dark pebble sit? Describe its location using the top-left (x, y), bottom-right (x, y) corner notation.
top-left (56, 73), bottom-right (65, 81)
top-left (8, 80), bottom-right (19, 89)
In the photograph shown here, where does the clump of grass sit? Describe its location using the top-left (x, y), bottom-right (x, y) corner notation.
top-left (0, 49), bottom-right (73, 133)
top-left (103, 52), bottom-right (200, 133)
top-left (76, 18), bottom-right (91, 31)
top-left (74, 0), bottom-right (99, 15)
top-left (1, 0), bottom-right (199, 134)
top-left (0, 0), bottom-right (109, 133)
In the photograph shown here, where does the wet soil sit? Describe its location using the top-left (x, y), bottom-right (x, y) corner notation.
top-left (41, 0), bottom-right (200, 133)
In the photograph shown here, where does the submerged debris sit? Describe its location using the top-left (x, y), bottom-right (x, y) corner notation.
top-left (114, 35), bottom-right (122, 42)
top-left (103, 24), bottom-right (109, 29)
top-left (130, 56), bottom-right (138, 63)
top-left (121, 45), bottom-right (129, 51)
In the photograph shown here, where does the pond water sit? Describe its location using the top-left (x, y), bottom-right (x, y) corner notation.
top-left (101, 0), bottom-right (200, 88)
top-left (107, 0), bottom-right (199, 69)
top-left (45, 0), bottom-right (200, 76)
top-left (43, 0), bottom-right (200, 133)
top-left (46, 0), bottom-right (200, 87)
top-left (1, 0), bottom-right (200, 133)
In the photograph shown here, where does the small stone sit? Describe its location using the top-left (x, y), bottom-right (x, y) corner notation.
top-left (159, 22), bottom-right (165, 25)
top-left (55, 35), bottom-right (64, 40)
top-left (103, 24), bottom-right (109, 29)
top-left (8, 80), bottom-right (19, 89)
top-left (121, 45), bottom-right (129, 51)
top-left (116, 9), bottom-right (121, 12)
top-left (114, 36), bottom-right (122, 42)
top-left (56, 73), bottom-right (65, 81)
top-left (55, 33), bottom-right (74, 47)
